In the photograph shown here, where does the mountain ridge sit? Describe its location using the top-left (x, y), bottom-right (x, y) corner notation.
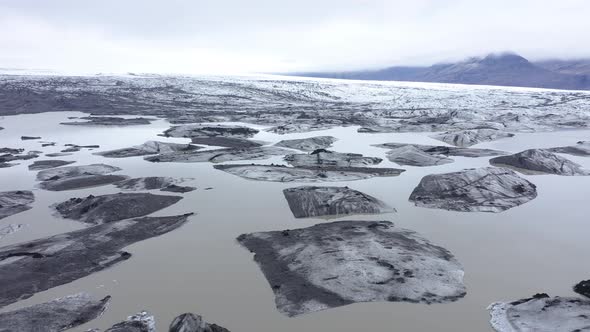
top-left (291, 53), bottom-right (590, 91)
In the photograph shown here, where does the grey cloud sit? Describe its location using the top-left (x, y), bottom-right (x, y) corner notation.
top-left (1, 0), bottom-right (589, 74)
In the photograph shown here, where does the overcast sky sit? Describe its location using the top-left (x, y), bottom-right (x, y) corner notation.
top-left (1, 0), bottom-right (589, 74)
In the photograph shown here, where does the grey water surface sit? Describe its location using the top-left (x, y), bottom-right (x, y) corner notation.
top-left (1, 112), bottom-right (589, 332)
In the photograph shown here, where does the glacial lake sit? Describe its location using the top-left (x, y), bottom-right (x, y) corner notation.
top-left (1, 111), bottom-right (590, 331)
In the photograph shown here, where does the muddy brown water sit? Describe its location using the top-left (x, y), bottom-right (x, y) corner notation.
top-left (1, 112), bottom-right (589, 331)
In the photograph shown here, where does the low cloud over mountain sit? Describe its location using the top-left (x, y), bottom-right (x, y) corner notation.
top-left (294, 53), bottom-right (590, 90)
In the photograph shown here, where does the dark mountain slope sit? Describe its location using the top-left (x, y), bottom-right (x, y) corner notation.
top-left (535, 59), bottom-right (590, 76)
top-left (295, 53), bottom-right (590, 90)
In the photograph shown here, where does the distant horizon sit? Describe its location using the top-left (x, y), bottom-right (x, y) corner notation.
top-left (287, 51), bottom-right (590, 74)
top-left (2, 51), bottom-right (590, 77)
top-left (286, 50), bottom-right (590, 91)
